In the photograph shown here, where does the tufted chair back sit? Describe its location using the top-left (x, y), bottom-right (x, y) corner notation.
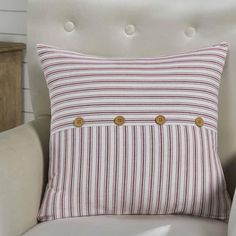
top-left (28, 0), bottom-right (236, 197)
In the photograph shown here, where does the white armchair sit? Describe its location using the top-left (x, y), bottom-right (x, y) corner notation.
top-left (0, 117), bottom-right (50, 236)
top-left (0, 0), bottom-right (236, 235)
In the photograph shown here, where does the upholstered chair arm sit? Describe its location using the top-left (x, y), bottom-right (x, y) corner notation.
top-left (229, 190), bottom-right (236, 236)
top-left (0, 117), bottom-right (50, 236)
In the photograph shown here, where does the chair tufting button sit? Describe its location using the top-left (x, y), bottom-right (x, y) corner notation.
top-left (124, 25), bottom-right (136, 36)
top-left (195, 117), bottom-right (204, 127)
top-left (114, 116), bottom-right (125, 126)
top-left (64, 21), bottom-right (75, 32)
top-left (73, 117), bottom-right (84, 127)
top-left (155, 115), bottom-right (166, 125)
top-left (184, 27), bottom-right (196, 38)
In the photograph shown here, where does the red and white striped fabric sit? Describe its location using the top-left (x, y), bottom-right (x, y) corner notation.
top-left (37, 43), bottom-right (231, 222)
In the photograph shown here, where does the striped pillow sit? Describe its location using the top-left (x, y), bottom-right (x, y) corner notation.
top-left (37, 43), bottom-right (231, 222)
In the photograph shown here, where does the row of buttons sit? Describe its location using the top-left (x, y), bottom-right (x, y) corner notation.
top-left (64, 22), bottom-right (196, 38)
top-left (73, 116), bottom-right (204, 128)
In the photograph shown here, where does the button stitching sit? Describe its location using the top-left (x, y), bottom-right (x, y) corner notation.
top-left (155, 115), bottom-right (166, 125)
top-left (73, 117), bottom-right (85, 127)
top-left (195, 117), bottom-right (204, 127)
top-left (114, 116), bottom-right (125, 126)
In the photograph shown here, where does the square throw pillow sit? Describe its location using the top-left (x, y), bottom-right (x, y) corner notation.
top-left (37, 43), bottom-right (231, 221)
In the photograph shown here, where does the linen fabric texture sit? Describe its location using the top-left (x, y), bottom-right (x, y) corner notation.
top-left (37, 43), bottom-right (231, 222)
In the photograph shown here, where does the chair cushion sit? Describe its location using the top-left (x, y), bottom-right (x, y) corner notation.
top-left (23, 215), bottom-right (227, 236)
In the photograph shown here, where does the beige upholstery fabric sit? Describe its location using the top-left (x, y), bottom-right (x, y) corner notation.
top-left (228, 190), bottom-right (236, 236)
top-left (0, 117), bottom-right (50, 236)
top-left (23, 215), bottom-right (227, 236)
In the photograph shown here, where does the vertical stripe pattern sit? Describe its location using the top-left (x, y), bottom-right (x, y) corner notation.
top-left (37, 43), bottom-right (231, 221)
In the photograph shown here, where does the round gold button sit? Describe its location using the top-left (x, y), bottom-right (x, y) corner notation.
top-left (195, 117), bottom-right (204, 127)
top-left (155, 115), bottom-right (166, 125)
top-left (73, 117), bottom-right (85, 127)
top-left (114, 116), bottom-right (125, 126)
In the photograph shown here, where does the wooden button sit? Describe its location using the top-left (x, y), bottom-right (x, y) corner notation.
top-left (114, 116), bottom-right (125, 126)
top-left (155, 115), bottom-right (166, 125)
top-left (195, 117), bottom-right (204, 127)
top-left (73, 117), bottom-right (85, 127)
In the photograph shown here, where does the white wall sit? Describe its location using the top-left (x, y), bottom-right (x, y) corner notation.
top-left (0, 0), bottom-right (34, 123)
